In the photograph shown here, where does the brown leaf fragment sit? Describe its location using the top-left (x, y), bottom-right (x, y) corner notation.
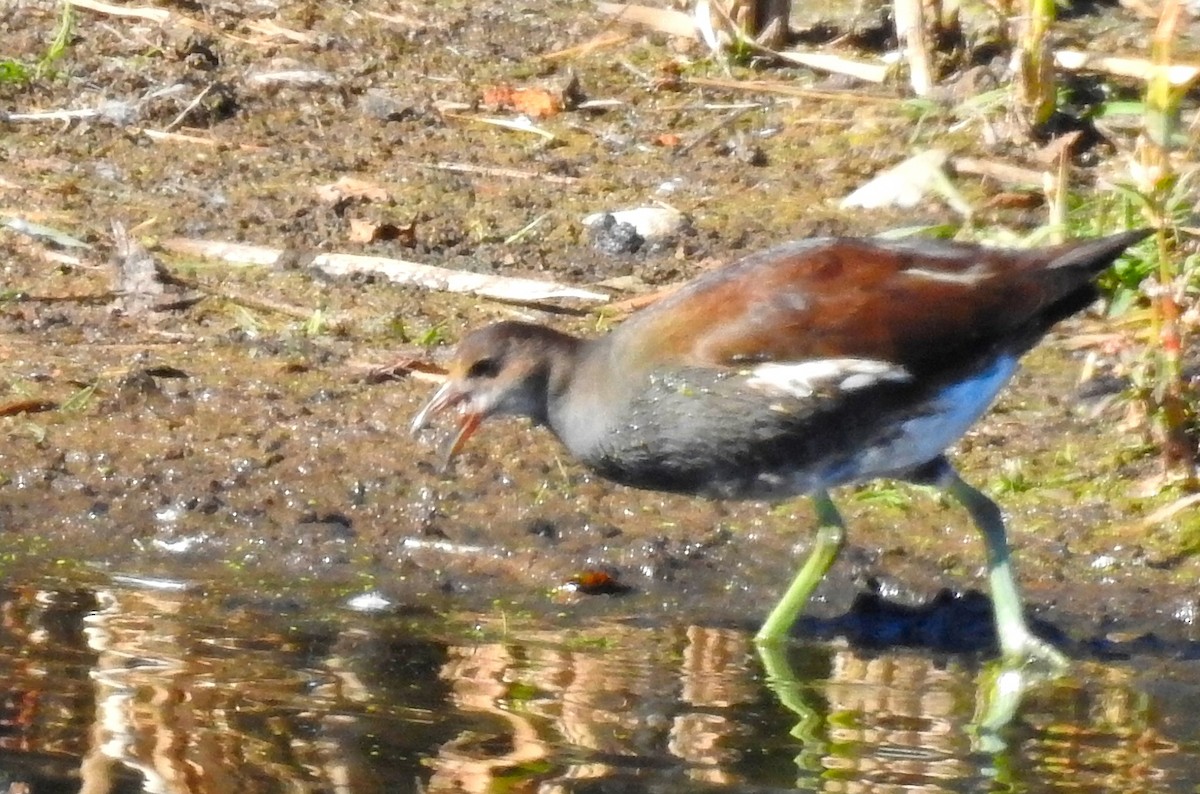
top-left (1033, 130), bottom-right (1082, 165)
top-left (364, 357), bottom-right (447, 384)
top-left (348, 218), bottom-right (383, 244)
top-left (142, 366), bottom-right (190, 379)
top-left (347, 218), bottom-right (416, 246)
top-left (982, 191), bottom-right (1043, 210)
top-left (0, 399), bottom-right (58, 417)
top-left (390, 221), bottom-right (418, 248)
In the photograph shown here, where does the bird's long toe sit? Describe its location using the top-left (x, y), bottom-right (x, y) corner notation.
top-left (1002, 628), bottom-right (1068, 672)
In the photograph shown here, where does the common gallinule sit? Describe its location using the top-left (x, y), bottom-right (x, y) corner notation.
top-left (411, 229), bottom-right (1150, 666)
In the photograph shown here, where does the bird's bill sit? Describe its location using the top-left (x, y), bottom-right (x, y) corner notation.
top-left (410, 379), bottom-right (461, 435)
top-left (410, 380), bottom-right (484, 468)
top-left (442, 410), bottom-right (482, 466)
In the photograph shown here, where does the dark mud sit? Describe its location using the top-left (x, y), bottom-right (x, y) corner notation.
top-left (1, 0), bottom-right (1198, 657)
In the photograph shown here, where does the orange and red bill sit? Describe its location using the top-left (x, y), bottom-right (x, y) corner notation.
top-left (410, 380), bottom-right (483, 470)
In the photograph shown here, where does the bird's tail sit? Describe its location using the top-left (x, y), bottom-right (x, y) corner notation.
top-left (1045, 228), bottom-right (1153, 276)
top-left (1023, 228), bottom-right (1152, 342)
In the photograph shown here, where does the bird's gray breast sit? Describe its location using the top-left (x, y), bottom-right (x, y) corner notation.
top-left (551, 355), bottom-right (1016, 501)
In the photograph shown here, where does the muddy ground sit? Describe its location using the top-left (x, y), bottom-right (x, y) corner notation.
top-left (1, 0), bottom-right (1198, 655)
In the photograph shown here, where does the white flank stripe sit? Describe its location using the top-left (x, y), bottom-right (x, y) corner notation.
top-left (746, 359), bottom-right (911, 398)
top-left (901, 265), bottom-right (990, 285)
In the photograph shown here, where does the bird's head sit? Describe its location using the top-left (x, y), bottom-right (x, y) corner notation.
top-left (410, 321), bottom-right (579, 464)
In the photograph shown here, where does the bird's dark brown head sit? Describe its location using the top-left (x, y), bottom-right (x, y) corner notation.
top-left (410, 321), bottom-right (581, 463)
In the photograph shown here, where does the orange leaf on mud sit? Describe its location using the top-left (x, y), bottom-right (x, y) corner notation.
top-left (482, 84), bottom-right (563, 118)
top-left (564, 570), bottom-right (632, 595)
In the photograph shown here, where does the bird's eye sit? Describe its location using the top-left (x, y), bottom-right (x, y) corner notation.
top-left (465, 358), bottom-right (499, 379)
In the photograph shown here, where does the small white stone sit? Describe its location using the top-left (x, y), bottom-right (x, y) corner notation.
top-left (346, 592), bottom-right (393, 612)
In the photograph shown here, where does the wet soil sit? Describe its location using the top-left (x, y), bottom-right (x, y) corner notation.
top-left (1, 0), bottom-right (1198, 655)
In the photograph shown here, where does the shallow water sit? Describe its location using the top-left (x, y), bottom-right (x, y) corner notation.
top-left (0, 575), bottom-right (1196, 794)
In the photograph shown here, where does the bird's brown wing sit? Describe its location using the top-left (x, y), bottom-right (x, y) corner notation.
top-left (615, 235), bottom-right (1138, 377)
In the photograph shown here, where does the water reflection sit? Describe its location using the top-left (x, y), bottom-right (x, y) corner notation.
top-left (0, 582), bottom-right (1192, 792)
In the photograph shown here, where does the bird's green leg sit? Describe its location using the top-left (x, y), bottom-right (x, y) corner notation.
top-left (943, 471), bottom-right (1068, 669)
top-left (756, 490), bottom-right (845, 644)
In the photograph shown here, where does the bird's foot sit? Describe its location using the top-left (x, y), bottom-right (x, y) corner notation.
top-left (973, 634), bottom-right (1068, 743)
top-left (1001, 630), bottom-right (1068, 673)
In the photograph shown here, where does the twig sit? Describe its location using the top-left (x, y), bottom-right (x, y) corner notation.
top-left (539, 31), bottom-right (630, 61)
top-left (596, 2), bottom-right (697, 38)
top-left (3, 106), bottom-right (115, 123)
top-left (686, 76), bottom-right (902, 103)
top-left (440, 112), bottom-right (556, 140)
top-left (601, 285), bottom-right (679, 315)
top-left (159, 238), bottom-right (281, 266)
top-left (503, 213), bottom-right (550, 245)
top-left (246, 70), bottom-right (338, 89)
top-left (134, 127), bottom-right (267, 151)
top-left (1055, 48), bottom-right (1200, 86)
top-left (616, 58), bottom-right (658, 87)
top-left (350, 357), bottom-right (446, 385)
top-left (773, 50), bottom-right (889, 83)
top-left (196, 286), bottom-right (320, 321)
top-left (709, 0), bottom-right (891, 83)
top-left (69, 0), bottom-right (172, 24)
top-left (1140, 492), bottom-right (1200, 529)
top-left (162, 84), bottom-right (213, 133)
top-left (894, 0), bottom-right (932, 94)
top-left (364, 10), bottom-right (428, 28)
top-left (0, 336), bottom-right (193, 351)
top-left (950, 156), bottom-right (1046, 187)
top-left (313, 252), bottom-right (607, 304)
top-left (29, 248), bottom-right (88, 268)
top-left (399, 160), bottom-right (578, 185)
top-left (244, 19), bottom-right (320, 44)
top-left (160, 238), bottom-right (611, 305)
top-left (605, 0), bottom-right (888, 84)
top-left (4, 292), bottom-right (115, 304)
top-left (3, 84), bottom-right (187, 126)
top-left (677, 105), bottom-right (757, 156)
